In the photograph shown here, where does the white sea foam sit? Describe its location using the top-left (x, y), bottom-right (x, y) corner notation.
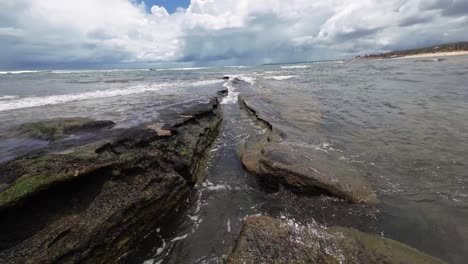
top-left (206, 184), bottom-right (232, 191)
top-left (0, 79), bottom-right (221, 112)
top-left (237, 75), bottom-right (256, 84)
top-left (191, 79), bottom-right (224, 86)
top-left (143, 259), bottom-right (155, 264)
top-left (264, 75), bottom-right (298, 80)
top-left (227, 219), bottom-right (231, 233)
top-left (0, 95), bottom-right (18, 100)
top-left (171, 233), bottom-right (189, 242)
top-left (154, 67), bottom-right (211, 71)
top-left (221, 80), bottom-right (239, 105)
top-left (0, 70), bottom-right (42, 75)
top-left (280, 65), bottom-right (310, 69)
top-left (220, 75), bottom-right (256, 105)
top-left (51, 69), bottom-right (150, 74)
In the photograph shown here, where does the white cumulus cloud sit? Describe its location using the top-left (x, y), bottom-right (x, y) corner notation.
top-left (0, 0), bottom-right (467, 69)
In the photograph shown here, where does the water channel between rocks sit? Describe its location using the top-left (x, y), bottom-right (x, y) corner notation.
top-left (132, 79), bottom-right (379, 264)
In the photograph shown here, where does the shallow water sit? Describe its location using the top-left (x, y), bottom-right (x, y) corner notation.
top-left (1, 57), bottom-right (467, 263)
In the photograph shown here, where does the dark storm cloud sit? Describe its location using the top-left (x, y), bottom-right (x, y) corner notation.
top-left (0, 0), bottom-right (467, 69)
top-left (399, 15), bottom-right (433, 27)
top-left (420, 0), bottom-right (468, 17)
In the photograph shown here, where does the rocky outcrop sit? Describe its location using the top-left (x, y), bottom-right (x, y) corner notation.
top-left (12, 117), bottom-right (116, 141)
top-left (228, 216), bottom-right (446, 264)
top-left (0, 98), bottom-right (222, 263)
top-left (239, 96), bottom-right (378, 204)
top-left (241, 143), bottom-right (378, 204)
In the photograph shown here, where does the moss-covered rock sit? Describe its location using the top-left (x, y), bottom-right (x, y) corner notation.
top-left (228, 216), bottom-right (446, 264)
top-left (0, 98), bottom-right (222, 263)
top-left (15, 117), bottom-right (115, 141)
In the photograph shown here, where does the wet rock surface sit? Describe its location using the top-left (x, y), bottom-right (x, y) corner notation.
top-left (0, 98), bottom-right (222, 263)
top-left (11, 117), bottom-right (116, 141)
top-left (239, 95), bottom-right (378, 204)
top-left (228, 215), bottom-right (446, 264)
top-left (242, 143), bottom-right (378, 204)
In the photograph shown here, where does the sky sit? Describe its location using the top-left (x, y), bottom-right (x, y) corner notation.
top-left (0, 0), bottom-right (467, 69)
top-left (143, 0), bottom-right (190, 14)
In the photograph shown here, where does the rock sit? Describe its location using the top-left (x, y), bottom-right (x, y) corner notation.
top-left (147, 123), bottom-right (172, 137)
top-left (228, 216), bottom-right (446, 264)
top-left (13, 117), bottom-right (115, 141)
top-left (242, 143), bottom-right (378, 204)
top-left (0, 98), bottom-right (222, 263)
top-left (239, 96), bottom-right (378, 204)
top-left (222, 76), bottom-right (230, 80)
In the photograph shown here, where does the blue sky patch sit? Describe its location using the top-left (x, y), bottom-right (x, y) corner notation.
top-left (144, 0), bottom-right (190, 14)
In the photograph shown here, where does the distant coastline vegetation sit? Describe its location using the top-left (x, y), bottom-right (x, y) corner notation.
top-left (356, 41), bottom-right (468, 60)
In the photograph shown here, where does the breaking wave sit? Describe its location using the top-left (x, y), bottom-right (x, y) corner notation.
top-left (264, 75), bottom-right (298, 80)
top-left (280, 65), bottom-right (310, 69)
top-left (0, 79), bottom-right (222, 112)
top-left (0, 70), bottom-right (42, 75)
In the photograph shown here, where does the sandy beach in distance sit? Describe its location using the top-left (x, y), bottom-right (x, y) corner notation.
top-left (398, 50), bottom-right (468, 59)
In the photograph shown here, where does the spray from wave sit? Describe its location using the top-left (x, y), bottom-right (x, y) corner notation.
top-left (220, 75), bottom-right (255, 105)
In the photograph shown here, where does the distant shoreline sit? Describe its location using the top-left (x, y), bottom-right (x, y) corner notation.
top-left (396, 50), bottom-right (468, 59)
top-left (354, 50), bottom-right (468, 61)
top-left (354, 41), bottom-right (468, 61)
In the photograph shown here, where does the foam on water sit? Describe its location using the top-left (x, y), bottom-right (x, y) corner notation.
top-left (0, 70), bottom-right (42, 75)
top-left (221, 80), bottom-right (240, 105)
top-left (220, 75), bottom-right (256, 105)
top-left (0, 95), bottom-right (18, 100)
top-left (265, 75), bottom-right (298, 80)
top-left (0, 68), bottom-right (211, 75)
top-left (280, 65), bottom-right (310, 69)
top-left (0, 79), bottom-right (222, 112)
top-left (153, 67), bottom-right (211, 71)
top-left (51, 69), bottom-right (150, 74)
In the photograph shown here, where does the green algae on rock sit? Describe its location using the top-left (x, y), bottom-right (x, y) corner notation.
top-left (14, 117), bottom-right (115, 141)
top-left (228, 215), bottom-right (446, 264)
top-left (0, 98), bottom-right (222, 263)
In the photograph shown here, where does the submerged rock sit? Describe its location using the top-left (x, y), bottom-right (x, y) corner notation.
top-left (12, 117), bottom-right (116, 141)
top-left (239, 96), bottom-right (378, 204)
top-left (228, 216), bottom-right (445, 264)
top-left (242, 143), bottom-right (378, 204)
top-left (0, 98), bottom-right (222, 263)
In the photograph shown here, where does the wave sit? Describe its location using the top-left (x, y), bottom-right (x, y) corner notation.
top-left (221, 80), bottom-right (240, 105)
top-left (0, 70), bottom-right (42, 75)
top-left (223, 65), bottom-right (248, 69)
top-left (0, 95), bottom-right (19, 101)
top-left (264, 75), bottom-right (298, 81)
top-left (0, 79), bottom-right (223, 112)
top-left (0, 69), bottom-right (154, 75)
top-left (151, 67), bottom-right (212, 71)
top-left (220, 75), bottom-right (256, 105)
top-left (51, 69), bottom-right (151, 74)
top-left (280, 65), bottom-right (310, 69)
top-left (0, 67), bottom-right (212, 75)
top-left (223, 74), bottom-right (256, 84)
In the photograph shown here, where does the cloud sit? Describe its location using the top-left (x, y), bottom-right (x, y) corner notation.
top-left (421, 0), bottom-right (468, 17)
top-left (0, 0), bottom-right (467, 69)
top-left (151, 5), bottom-right (169, 17)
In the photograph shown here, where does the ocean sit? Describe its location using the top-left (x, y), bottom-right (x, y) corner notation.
top-left (1, 56), bottom-right (468, 263)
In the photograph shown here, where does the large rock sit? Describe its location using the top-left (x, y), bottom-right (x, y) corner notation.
top-left (0, 98), bottom-right (222, 263)
top-left (242, 143), bottom-right (378, 204)
top-left (239, 96), bottom-right (377, 204)
top-left (12, 117), bottom-right (116, 141)
top-left (228, 216), bottom-right (446, 264)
